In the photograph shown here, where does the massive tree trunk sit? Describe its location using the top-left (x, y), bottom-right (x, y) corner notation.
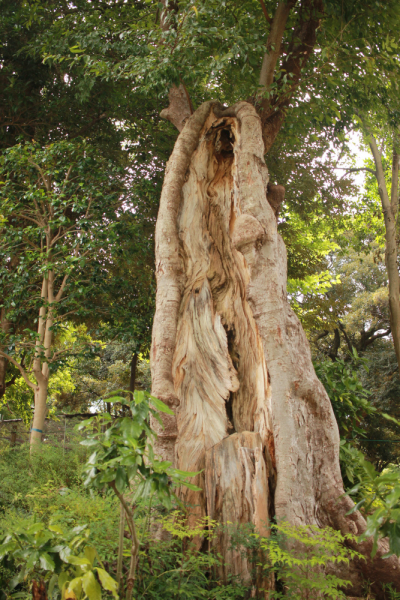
top-left (151, 101), bottom-right (400, 596)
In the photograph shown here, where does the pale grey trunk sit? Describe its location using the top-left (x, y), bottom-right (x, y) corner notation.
top-left (31, 380), bottom-right (49, 445)
top-left (151, 101), bottom-right (400, 596)
top-left (368, 133), bottom-right (400, 373)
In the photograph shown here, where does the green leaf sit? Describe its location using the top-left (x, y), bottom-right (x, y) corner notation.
top-left (67, 555), bottom-right (91, 566)
top-left (115, 466), bottom-right (128, 493)
top-left (81, 439), bottom-right (99, 447)
top-left (388, 522), bottom-right (400, 556)
top-left (172, 469), bottom-right (201, 477)
top-left (82, 570), bottom-right (102, 600)
top-left (149, 394), bottom-right (174, 415)
top-left (95, 568), bottom-right (118, 598)
top-left (67, 576), bottom-right (83, 595)
top-left (39, 551), bottom-right (55, 571)
top-left (58, 570), bottom-right (69, 592)
top-left (10, 567), bottom-right (25, 590)
top-left (346, 498), bottom-right (366, 515)
top-left (178, 481), bottom-right (202, 491)
top-left (59, 545), bottom-right (72, 562)
top-left (382, 413), bottom-right (400, 426)
top-left (48, 524), bottom-right (64, 535)
top-left (84, 546), bottom-right (97, 566)
top-left (0, 541), bottom-right (16, 560)
top-left (49, 573), bottom-right (58, 596)
top-left (25, 551), bottom-right (39, 571)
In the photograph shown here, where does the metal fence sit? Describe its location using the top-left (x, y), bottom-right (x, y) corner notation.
top-left (0, 414), bottom-right (96, 447)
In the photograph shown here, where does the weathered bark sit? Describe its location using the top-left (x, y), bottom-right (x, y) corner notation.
top-left (151, 101), bottom-right (400, 595)
top-left (205, 431), bottom-right (273, 592)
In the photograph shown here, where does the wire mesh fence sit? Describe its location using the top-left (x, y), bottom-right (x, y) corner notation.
top-left (0, 415), bottom-right (91, 448)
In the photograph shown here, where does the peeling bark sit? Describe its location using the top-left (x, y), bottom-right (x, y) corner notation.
top-left (151, 101), bottom-right (400, 595)
top-left (205, 431), bottom-right (273, 593)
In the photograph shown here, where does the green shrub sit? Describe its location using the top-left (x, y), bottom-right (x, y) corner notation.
top-left (0, 442), bottom-right (88, 516)
top-left (261, 521), bottom-right (363, 600)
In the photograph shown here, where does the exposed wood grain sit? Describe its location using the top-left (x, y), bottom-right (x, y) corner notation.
top-left (151, 100), bottom-right (400, 595)
top-left (205, 432), bottom-right (272, 592)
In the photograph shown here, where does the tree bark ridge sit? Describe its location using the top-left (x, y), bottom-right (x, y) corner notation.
top-left (151, 100), bottom-right (400, 595)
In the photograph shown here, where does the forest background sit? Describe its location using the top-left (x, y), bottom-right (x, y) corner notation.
top-left (1, 0), bottom-right (400, 598)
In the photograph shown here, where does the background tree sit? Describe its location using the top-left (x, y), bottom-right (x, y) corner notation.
top-left (0, 139), bottom-right (128, 445)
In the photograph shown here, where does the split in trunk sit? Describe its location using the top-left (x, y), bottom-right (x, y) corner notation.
top-left (151, 101), bottom-right (400, 597)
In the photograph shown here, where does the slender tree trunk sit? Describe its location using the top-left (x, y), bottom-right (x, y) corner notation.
top-left (0, 307), bottom-right (11, 400)
top-left (151, 101), bottom-right (400, 596)
top-left (30, 381), bottom-right (49, 445)
top-left (30, 269), bottom-right (66, 448)
top-left (368, 132), bottom-right (400, 373)
top-left (0, 356), bottom-right (7, 400)
top-left (129, 352), bottom-right (138, 399)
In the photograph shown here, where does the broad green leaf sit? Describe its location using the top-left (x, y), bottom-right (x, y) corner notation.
top-left (59, 545), bottom-right (72, 562)
top-left (48, 524), bottom-right (64, 535)
top-left (115, 466), bottom-right (128, 493)
top-left (84, 546), bottom-right (97, 566)
top-left (58, 570), bottom-right (69, 591)
top-left (81, 570), bottom-right (102, 600)
top-left (49, 573), bottom-right (58, 596)
top-left (67, 555), bottom-right (91, 566)
top-left (81, 439), bottom-right (99, 447)
top-left (67, 576), bottom-right (83, 595)
top-left (25, 551), bottom-right (39, 571)
top-left (389, 522), bottom-right (400, 556)
top-left (0, 541), bottom-right (16, 560)
top-left (95, 568), bottom-right (118, 598)
top-left (172, 469), bottom-right (201, 477)
top-left (149, 394), bottom-right (174, 415)
top-left (39, 552), bottom-right (55, 571)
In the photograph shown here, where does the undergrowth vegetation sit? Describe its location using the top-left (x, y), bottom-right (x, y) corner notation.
top-left (0, 438), bottom-right (385, 600)
top-left (0, 391), bottom-right (398, 599)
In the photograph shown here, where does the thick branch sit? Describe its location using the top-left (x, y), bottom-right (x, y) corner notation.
top-left (0, 350), bottom-right (36, 390)
top-left (259, 1), bottom-right (297, 92)
top-left (363, 328), bottom-right (391, 348)
top-left (338, 322), bottom-right (353, 354)
top-left (55, 274), bottom-right (68, 302)
top-left (328, 328), bottom-right (340, 361)
top-left (160, 85), bottom-right (193, 132)
top-left (258, 0), bottom-right (273, 24)
top-left (259, 0), bottom-right (323, 152)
